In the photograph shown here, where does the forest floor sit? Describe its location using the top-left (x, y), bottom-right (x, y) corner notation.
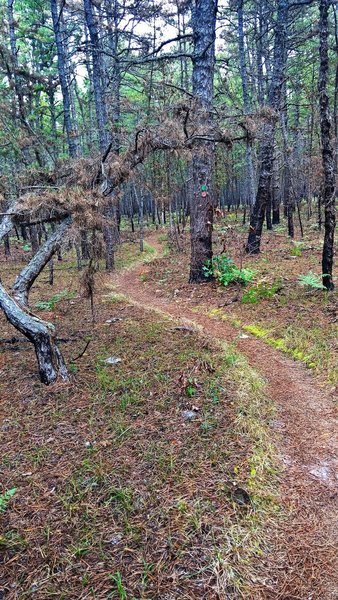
top-left (0, 219), bottom-right (337, 599)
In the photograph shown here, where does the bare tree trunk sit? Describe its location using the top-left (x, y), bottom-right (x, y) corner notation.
top-left (75, 243), bottom-right (82, 270)
top-left (0, 283), bottom-right (68, 384)
top-left (281, 107), bottom-right (294, 238)
top-left (83, 0), bottom-right (109, 151)
top-left (13, 218), bottom-right (71, 306)
top-left (30, 224), bottom-right (39, 255)
top-left (246, 0), bottom-right (288, 253)
top-left (103, 204), bottom-right (115, 270)
top-left (105, 0), bottom-right (121, 155)
top-left (318, 0), bottom-right (336, 290)
top-left (246, 119), bottom-right (276, 253)
top-left (50, 0), bottom-right (78, 157)
top-left (0, 205), bottom-right (17, 239)
top-left (237, 0), bottom-right (255, 208)
top-left (4, 234), bottom-right (11, 257)
top-left (189, 0), bottom-right (218, 282)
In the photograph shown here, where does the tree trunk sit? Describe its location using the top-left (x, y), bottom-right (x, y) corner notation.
top-left (189, 0), bottom-right (218, 283)
top-left (4, 234), bottom-right (11, 257)
top-left (246, 0), bottom-right (288, 253)
top-left (13, 219), bottom-right (71, 306)
top-left (246, 120), bottom-right (275, 253)
top-left (0, 283), bottom-right (68, 384)
top-left (238, 0), bottom-right (255, 208)
top-left (318, 0), bottom-right (336, 290)
top-left (50, 0), bottom-right (78, 157)
top-left (103, 204), bottom-right (115, 270)
top-left (281, 107), bottom-right (294, 238)
top-left (105, 0), bottom-right (121, 155)
top-left (83, 0), bottom-right (109, 151)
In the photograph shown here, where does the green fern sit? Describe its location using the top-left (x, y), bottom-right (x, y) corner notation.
top-left (290, 242), bottom-right (302, 257)
top-left (298, 271), bottom-right (326, 290)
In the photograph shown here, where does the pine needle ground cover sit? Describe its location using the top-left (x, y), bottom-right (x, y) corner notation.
top-left (1, 244), bottom-right (278, 599)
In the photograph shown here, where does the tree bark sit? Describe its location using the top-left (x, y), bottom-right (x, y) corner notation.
top-left (0, 283), bottom-right (68, 384)
top-left (83, 0), bottom-right (109, 151)
top-left (0, 213), bottom-right (71, 383)
top-left (237, 0), bottom-right (255, 208)
top-left (189, 0), bottom-right (218, 283)
top-left (281, 106), bottom-right (294, 238)
top-left (318, 0), bottom-right (336, 290)
top-left (105, 0), bottom-right (121, 155)
top-left (102, 204), bottom-right (115, 270)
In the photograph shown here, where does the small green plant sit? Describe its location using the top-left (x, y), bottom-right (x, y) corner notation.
top-left (0, 529), bottom-right (27, 550)
top-left (141, 558), bottom-right (154, 587)
top-left (241, 279), bottom-right (282, 304)
top-left (70, 540), bottom-right (90, 558)
top-left (203, 255), bottom-right (255, 287)
top-left (105, 487), bottom-right (133, 512)
top-left (290, 242), bottom-right (302, 257)
top-left (0, 488), bottom-right (16, 513)
top-left (298, 271), bottom-right (326, 290)
top-left (35, 289), bottom-right (76, 310)
top-left (109, 572), bottom-right (127, 600)
top-left (185, 377), bottom-right (196, 397)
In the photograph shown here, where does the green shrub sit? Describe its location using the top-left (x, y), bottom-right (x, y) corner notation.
top-left (203, 255), bottom-right (255, 287)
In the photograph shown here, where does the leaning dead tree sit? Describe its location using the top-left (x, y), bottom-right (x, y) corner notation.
top-left (0, 282), bottom-right (69, 384)
top-left (0, 114), bottom-right (249, 384)
top-left (12, 218), bottom-right (72, 306)
top-left (0, 210), bottom-right (72, 384)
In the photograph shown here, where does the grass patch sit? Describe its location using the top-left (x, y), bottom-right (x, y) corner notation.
top-left (241, 322), bottom-right (337, 381)
top-left (115, 241), bottom-right (156, 270)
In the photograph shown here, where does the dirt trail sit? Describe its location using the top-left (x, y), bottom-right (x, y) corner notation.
top-left (113, 235), bottom-right (338, 598)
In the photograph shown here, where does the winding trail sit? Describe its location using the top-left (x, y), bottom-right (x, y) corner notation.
top-left (112, 235), bottom-right (338, 598)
